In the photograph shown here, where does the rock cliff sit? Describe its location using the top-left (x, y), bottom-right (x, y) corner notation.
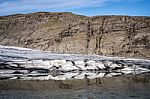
top-left (0, 12), bottom-right (150, 58)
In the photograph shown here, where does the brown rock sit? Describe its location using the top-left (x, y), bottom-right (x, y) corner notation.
top-left (0, 12), bottom-right (150, 59)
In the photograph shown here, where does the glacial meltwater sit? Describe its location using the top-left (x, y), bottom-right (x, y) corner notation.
top-left (0, 73), bottom-right (150, 99)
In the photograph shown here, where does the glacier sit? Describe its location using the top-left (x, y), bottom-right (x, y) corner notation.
top-left (0, 45), bottom-right (150, 80)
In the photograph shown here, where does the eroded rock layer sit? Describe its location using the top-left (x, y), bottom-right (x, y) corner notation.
top-left (0, 12), bottom-right (150, 58)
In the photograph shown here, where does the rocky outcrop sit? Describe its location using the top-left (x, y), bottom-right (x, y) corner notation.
top-left (0, 12), bottom-right (150, 58)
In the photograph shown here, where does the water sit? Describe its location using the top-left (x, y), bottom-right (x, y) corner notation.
top-left (0, 73), bottom-right (150, 99)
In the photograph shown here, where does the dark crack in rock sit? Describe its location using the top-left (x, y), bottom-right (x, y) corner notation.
top-left (0, 12), bottom-right (150, 59)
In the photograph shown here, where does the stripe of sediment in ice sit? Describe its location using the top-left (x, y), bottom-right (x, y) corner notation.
top-left (0, 45), bottom-right (150, 81)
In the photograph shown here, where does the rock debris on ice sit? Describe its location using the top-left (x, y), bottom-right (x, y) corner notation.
top-left (0, 45), bottom-right (150, 80)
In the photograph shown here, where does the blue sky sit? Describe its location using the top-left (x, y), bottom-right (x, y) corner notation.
top-left (0, 0), bottom-right (150, 16)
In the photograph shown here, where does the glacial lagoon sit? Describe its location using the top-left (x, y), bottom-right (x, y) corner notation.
top-left (0, 73), bottom-right (150, 99)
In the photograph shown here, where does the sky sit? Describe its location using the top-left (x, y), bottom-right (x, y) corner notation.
top-left (0, 0), bottom-right (150, 16)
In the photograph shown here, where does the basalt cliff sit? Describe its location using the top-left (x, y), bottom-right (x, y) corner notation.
top-left (0, 12), bottom-right (150, 58)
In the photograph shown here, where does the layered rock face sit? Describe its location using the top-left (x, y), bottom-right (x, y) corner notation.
top-left (0, 12), bottom-right (150, 58)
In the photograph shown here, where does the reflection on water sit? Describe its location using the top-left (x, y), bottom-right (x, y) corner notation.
top-left (0, 73), bottom-right (150, 99)
top-left (1, 71), bottom-right (149, 80)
